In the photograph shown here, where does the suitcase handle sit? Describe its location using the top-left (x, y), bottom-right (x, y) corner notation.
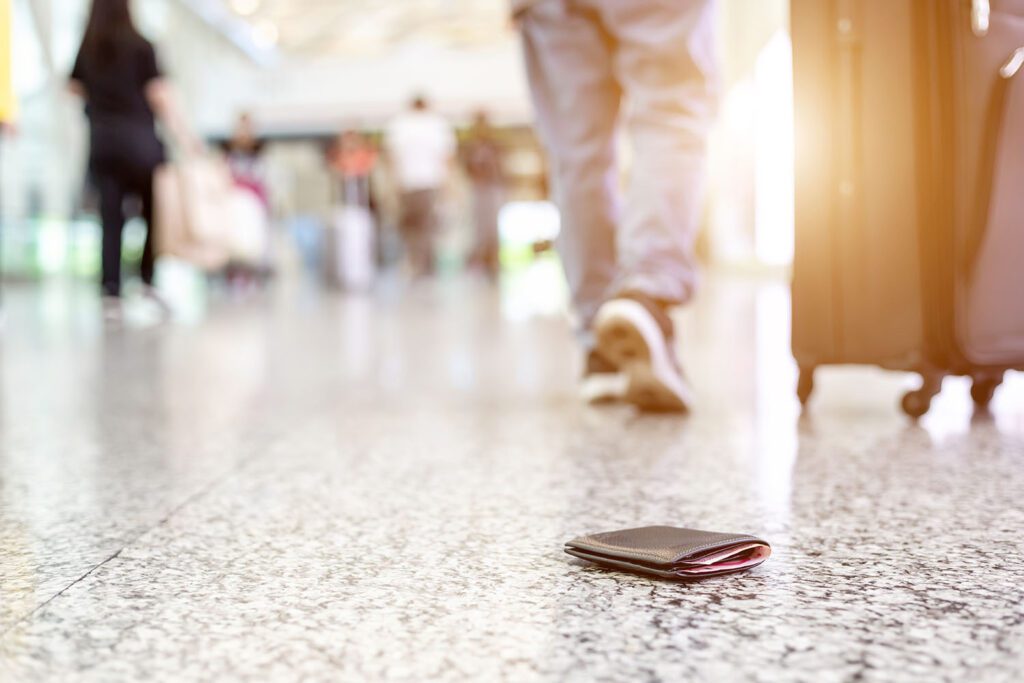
top-left (972, 0), bottom-right (991, 37)
top-left (1002, 47), bottom-right (1024, 79)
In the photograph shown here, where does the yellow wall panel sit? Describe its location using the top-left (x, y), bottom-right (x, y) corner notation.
top-left (0, 0), bottom-right (14, 123)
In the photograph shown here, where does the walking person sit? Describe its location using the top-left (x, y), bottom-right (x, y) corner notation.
top-left (223, 112), bottom-right (269, 211)
top-left (515, 0), bottom-right (718, 411)
top-left (384, 95), bottom-right (456, 278)
top-left (461, 110), bottom-right (505, 281)
top-left (68, 0), bottom-right (195, 319)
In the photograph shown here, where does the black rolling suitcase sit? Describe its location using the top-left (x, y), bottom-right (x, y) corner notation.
top-left (791, 0), bottom-right (1024, 416)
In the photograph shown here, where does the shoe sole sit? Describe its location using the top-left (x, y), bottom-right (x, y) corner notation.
top-left (580, 372), bottom-right (629, 405)
top-left (594, 300), bottom-right (693, 413)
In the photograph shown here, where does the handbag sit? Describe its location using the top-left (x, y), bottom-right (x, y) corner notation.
top-left (153, 155), bottom-right (234, 270)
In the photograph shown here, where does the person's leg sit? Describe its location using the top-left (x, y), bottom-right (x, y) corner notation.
top-left (399, 191), bottom-right (419, 273)
top-left (400, 190), bottom-right (434, 277)
top-left (470, 182), bottom-right (501, 278)
top-left (468, 183), bottom-right (484, 266)
top-left (95, 171), bottom-right (126, 297)
top-left (421, 189), bottom-right (439, 276)
top-left (138, 169), bottom-right (156, 287)
top-left (482, 183), bottom-right (502, 278)
top-left (520, 0), bottom-right (621, 341)
top-left (132, 167), bottom-right (173, 314)
top-left (603, 0), bottom-right (718, 305)
top-left (589, 0), bottom-right (718, 412)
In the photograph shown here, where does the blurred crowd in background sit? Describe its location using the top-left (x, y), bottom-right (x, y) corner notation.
top-left (0, 0), bottom-right (793, 321)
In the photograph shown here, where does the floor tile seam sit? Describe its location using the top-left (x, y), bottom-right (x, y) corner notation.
top-left (0, 421), bottom-right (301, 641)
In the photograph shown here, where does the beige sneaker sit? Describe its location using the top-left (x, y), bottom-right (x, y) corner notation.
top-left (580, 350), bottom-right (628, 404)
top-left (594, 293), bottom-right (693, 413)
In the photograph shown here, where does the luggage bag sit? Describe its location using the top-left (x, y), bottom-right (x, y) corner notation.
top-left (324, 176), bottom-right (375, 290)
top-left (791, 0), bottom-right (1024, 416)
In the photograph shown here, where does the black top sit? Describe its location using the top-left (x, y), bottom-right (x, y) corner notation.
top-left (71, 37), bottom-right (161, 126)
top-left (71, 37), bottom-right (165, 171)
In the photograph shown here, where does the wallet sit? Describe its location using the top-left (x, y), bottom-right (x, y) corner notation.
top-left (565, 526), bottom-right (771, 579)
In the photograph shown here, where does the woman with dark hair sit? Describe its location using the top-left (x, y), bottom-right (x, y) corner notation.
top-left (68, 0), bottom-right (195, 318)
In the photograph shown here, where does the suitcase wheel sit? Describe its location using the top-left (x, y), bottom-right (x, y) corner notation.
top-left (970, 373), bottom-right (1003, 408)
top-left (900, 391), bottom-right (932, 419)
top-left (797, 367), bottom-right (815, 406)
top-left (901, 373), bottom-right (943, 419)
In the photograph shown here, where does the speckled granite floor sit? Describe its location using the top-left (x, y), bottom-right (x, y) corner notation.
top-left (0, 273), bottom-right (1022, 682)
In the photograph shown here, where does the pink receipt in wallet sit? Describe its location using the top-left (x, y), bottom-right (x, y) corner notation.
top-left (676, 543), bottom-right (772, 576)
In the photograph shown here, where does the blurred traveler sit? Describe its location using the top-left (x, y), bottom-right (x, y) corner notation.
top-left (516, 0), bottom-right (718, 412)
top-left (224, 112), bottom-right (269, 211)
top-left (325, 130), bottom-right (379, 290)
top-left (384, 95), bottom-right (456, 278)
top-left (461, 110), bottom-right (505, 281)
top-left (69, 0), bottom-right (197, 319)
top-left (329, 130), bottom-right (378, 208)
top-left (221, 112), bottom-right (273, 285)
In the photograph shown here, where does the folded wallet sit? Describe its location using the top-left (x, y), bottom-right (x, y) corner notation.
top-left (565, 525), bottom-right (771, 579)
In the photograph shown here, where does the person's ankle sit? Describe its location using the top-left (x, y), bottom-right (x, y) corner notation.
top-left (611, 290), bottom-right (675, 339)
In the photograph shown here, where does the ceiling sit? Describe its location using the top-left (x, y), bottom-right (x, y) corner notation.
top-left (220, 0), bottom-right (512, 58)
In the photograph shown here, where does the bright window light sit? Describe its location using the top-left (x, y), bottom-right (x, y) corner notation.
top-left (252, 20), bottom-right (279, 48)
top-left (498, 201), bottom-right (561, 247)
top-left (753, 31), bottom-right (795, 267)
top-left (230, 0), bottom-right (261, 17)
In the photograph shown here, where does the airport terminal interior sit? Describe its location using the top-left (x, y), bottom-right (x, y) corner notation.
top-left (1, 0), bottom-right (1023, 681)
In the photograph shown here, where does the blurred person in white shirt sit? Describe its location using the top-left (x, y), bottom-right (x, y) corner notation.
top-left (384, 95), bottom-right (456, 277)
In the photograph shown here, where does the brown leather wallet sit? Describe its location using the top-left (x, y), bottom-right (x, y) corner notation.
top-left (565, 526), bottom-right (771, 579)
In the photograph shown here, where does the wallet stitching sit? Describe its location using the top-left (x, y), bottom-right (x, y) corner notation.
top-left (571, 535), bottom-right (763, 564)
